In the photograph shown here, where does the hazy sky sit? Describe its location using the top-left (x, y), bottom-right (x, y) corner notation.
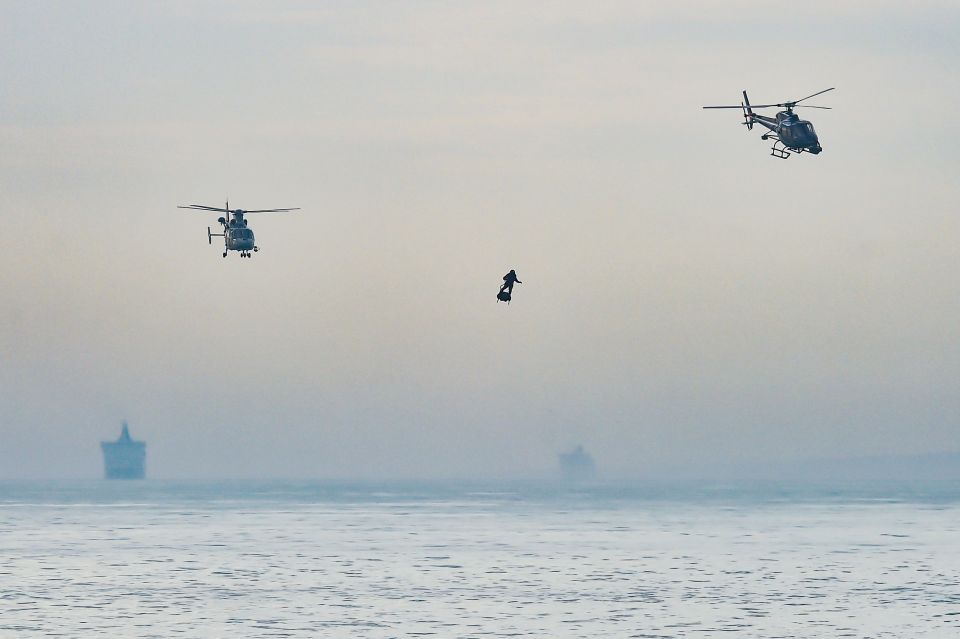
top-left (2, 1), bottom-right (959, 479)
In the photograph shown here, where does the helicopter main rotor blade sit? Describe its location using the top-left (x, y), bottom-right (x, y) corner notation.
top-left (796, 105), bottom-right (832, 109)
top-left (242, 208), bottom-right (301, 213)
top-left (794, 87), bottom-right (835, 104)
top-left (706, 89), bottom-right (835, 111)
top-left (178, 204), bottom-right (230, 212)
top-left (703, 104), bottom-right (779, 109)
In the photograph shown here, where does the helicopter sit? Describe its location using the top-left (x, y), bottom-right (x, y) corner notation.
top-left (178, 201), bottom-right (300, 258)
top-left (703, 88), bottom-right (834, 159)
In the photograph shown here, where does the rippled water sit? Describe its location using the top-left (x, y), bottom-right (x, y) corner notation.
top-left (1, 481), bottom-right (958, 637)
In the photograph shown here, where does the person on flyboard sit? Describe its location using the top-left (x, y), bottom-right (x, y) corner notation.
top-left (497, 269), bottom-right (522, 304)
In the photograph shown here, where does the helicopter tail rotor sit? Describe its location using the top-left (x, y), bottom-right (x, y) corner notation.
top-left (741, 90), bottom-right (754, 131)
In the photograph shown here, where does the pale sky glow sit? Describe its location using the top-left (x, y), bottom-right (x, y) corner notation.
top-left (1, 1), bottom-right (959, 478)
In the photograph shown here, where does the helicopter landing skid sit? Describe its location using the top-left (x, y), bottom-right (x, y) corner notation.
top-left (760, 133), bottom-right (793, 159)
top-left (769, 138), bottom-right (792, 159)
top-left (770, 144), bottom-right (791, 159)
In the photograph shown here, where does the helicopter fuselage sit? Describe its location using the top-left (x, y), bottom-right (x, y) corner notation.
top-left (212, 212), bottom-right (259, 257)
top-left (225, 225), bottom-right (255, 252)
top-left (753, 110), bottom-right (821, 154)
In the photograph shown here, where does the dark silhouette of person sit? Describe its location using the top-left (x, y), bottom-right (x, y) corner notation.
top-left (500, 269), bottom-right (522, 294)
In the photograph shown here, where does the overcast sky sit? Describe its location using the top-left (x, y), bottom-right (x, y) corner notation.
top-left (1, 1), bottom-right (959, 479)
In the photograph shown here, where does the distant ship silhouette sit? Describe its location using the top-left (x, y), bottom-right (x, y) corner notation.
top-left (101, 422), bottom-right (146, 479)
top-left (559, 445), bottom-right (596, 481)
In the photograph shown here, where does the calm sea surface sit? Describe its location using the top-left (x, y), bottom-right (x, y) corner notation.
top-left (1, 480), bottom-right (958, 638)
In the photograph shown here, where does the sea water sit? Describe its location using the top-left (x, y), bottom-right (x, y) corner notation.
top-left (0, 480), bottom-right (958, 637)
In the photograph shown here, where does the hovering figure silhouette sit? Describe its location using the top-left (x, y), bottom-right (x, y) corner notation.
top-left (497, 269), bottom-right (522, 304)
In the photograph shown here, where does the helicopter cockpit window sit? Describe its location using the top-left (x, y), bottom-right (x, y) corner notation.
top-left (233, 229), bottom-right (253, 239)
